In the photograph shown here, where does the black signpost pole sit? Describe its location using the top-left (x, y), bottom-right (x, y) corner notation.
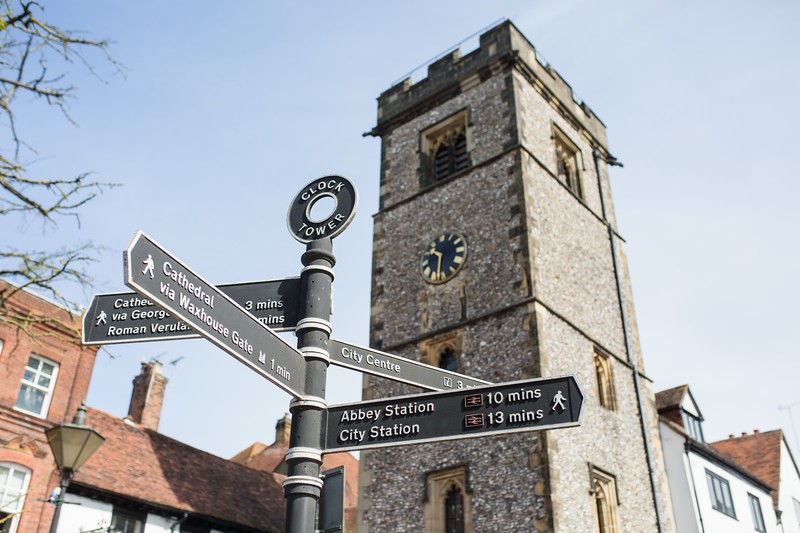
top-left (283, 238), bottom-right (334, 533)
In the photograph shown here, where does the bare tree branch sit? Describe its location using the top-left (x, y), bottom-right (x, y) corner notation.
top-left (0, 1), bottom-right (120, 338)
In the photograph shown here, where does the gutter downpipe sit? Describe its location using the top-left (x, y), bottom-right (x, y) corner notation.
top-left (592, 149), bottom-right (664, 533)
top-left (684, 440), bottom-right (706, 533)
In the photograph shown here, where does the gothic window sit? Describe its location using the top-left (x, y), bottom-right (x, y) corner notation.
top-left (14, 354), bottom-right (58, 418)
top-left (422, 111), bottom-right (470, 186)
top-left (553, 127), bottom-right (583, 199)
top-left (439, 347), bottom-right (459, 372)
top-left (0, 463), bottom-right (30, 533)
top-left (594, 348), bottom-right (616, 411)
top-left (420, 332), bottom-right (464, 385)
top-left (424, 466), bottom-right (472, 533)
top-left (590, 467), bottom-right (620, 533)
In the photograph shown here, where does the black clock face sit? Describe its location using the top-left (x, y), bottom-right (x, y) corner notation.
top-left (420, 232), bottom-right (467, 284)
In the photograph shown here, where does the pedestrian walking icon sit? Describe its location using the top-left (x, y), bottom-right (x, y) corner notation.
top-left (95, 310), bottom-right (107, 326)
top-left (142, 254), bottom-right (155, 279)
top-left (551, 390), bottom-right (567, 413)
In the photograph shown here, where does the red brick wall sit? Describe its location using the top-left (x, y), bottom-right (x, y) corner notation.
top-left (0, 284), bottom-right (99, 532)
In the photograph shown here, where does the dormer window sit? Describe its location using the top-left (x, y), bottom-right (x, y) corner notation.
top-left (682, 411), bottom-right (704, 442)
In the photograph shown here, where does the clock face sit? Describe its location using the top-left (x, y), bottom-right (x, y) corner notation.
top-left (420, 232), bottom-right (467, 284)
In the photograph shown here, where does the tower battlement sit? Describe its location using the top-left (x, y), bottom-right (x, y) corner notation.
top-left (376, 21), bottom-right (608, 149)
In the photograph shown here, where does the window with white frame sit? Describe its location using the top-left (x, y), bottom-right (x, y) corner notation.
top-left (0, 463), bottom-right (31, 533)
top-left (110, 506), bottom-right (145, 533)
top-left (706, 470), bottom-right (736, 518)
top-left (14, 354), bottom-right (59, 418)
top-left (748, 493), bottom-right (766, 532)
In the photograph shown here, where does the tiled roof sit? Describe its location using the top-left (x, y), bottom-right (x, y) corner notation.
top-left (655, 385), bottom-right (688, 412)
top-left (74, 408), bottom-right (285, 532)
top-left (711, 430), bottom-right (783, 507)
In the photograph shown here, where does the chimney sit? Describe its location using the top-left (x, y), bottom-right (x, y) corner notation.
top-left (275, 413), bottom-right (291, 443)
top-left (127, 361), bottom-right (168, 431)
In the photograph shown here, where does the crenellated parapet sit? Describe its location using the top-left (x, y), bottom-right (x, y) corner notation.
top-left (375, 20), bottom-right (608, 150)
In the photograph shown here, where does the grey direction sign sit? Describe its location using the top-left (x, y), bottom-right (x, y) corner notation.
top-left (123, 231), bottom-right (307, 398)
top-left (324, 375), bottom-right (583, 453)
top-left (328, 339), bottom-right (490, 391)
top-left (82, 277), bottom-right (301, 345)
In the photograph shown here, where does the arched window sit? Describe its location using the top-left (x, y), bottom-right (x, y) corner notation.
top-left (439, 347), bottom-right (458, 372)
top-left (553, 128), bottom-right (583, 199)
top-left (590, 468), bottom-right (620, 533)
top-left (424, 466), bottom-right (472, 533)
top-left (594, 348), bottom-right (616, 411)
top-left (444, 484), bottom-right (465, 533)
top-left (0, 463), bottom-right (31, 533)
top-left (421, 111), bottom-right (470, 187)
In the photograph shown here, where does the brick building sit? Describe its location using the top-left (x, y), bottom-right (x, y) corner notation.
top-left (0, 284), bottom-right (287, 532)
top-left (0, 282), bottom-right (99, 532)
top-left (359, 21), bottom-right (675, 532)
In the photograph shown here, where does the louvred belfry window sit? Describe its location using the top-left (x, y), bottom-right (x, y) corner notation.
top-left (434, 131), bottom-right (469, 182)
top-left (422, 111), bottom-right (470, 187)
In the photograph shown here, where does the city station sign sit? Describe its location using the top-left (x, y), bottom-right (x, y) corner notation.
top-left (324, 375), bottom-right (583, 453)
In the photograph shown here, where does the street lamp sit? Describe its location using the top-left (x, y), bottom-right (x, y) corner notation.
top-left (45, 403), bottom-right (105, 533)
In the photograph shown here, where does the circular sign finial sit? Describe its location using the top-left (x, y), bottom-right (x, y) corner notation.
top-left (287, 176), bottom-right (358, 243)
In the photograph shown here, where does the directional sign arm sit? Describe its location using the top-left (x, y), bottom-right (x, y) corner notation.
top-left (83, 278), bottom-right (301, 346)
top-left (323, 375), bottom-right (583, 453)
top-left (123, 231), bottom-right (307, 398)
top-left (328, 338), bottom-right (490, 391)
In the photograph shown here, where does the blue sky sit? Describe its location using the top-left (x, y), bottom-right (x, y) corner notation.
top-left (8, 1), bottom-right (799, 459)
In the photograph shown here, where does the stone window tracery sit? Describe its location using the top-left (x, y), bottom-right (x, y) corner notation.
top-left (421, 111), bottom-right (470, 186)
top-left (590, 467), bottom-right (620, 533)
top-left (424, 466), bottom-right (472, 533)
top-left (553, 126), bottom-right (583, 199)
top-left (594, 347), bottom-right (616, 411)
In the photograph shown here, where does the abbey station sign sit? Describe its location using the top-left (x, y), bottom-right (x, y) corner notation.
top-left (325, 375), bottom-right (583, 452)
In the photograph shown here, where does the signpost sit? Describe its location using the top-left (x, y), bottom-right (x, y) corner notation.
top-left (324, 376), bottom-right (583, 453)
top-left (82, 277), bottom-right (301, 345)
top-left (93, 175), bottom-right (583, 533)
top-left (123, 231), bottom-right (307, 398)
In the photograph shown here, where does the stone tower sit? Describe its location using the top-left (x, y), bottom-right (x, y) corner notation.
top-left (359, 22), bottom-right (675, 533)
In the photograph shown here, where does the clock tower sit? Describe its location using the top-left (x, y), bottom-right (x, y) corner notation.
top-left (359, 22), bottom-right (675, 533)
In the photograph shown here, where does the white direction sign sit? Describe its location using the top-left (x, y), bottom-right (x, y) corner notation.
top-left (328, 339), bottom-right (490, 391)
top-left (124, 231), bottom-right (307, 398)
